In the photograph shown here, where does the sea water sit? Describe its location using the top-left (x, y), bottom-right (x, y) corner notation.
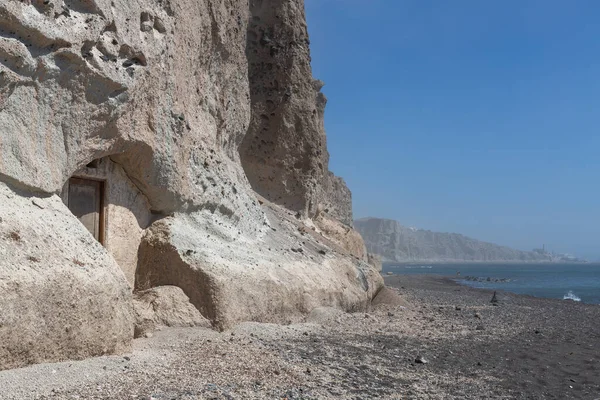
top-left (383, 263), bottom-right (600, 304)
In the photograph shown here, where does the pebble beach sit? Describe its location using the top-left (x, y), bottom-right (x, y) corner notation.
top-left (1, 275), bottom-right (598, 399)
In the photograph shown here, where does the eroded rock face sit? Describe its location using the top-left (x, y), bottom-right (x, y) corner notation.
top-left (0, 0), bottom-right (260, 223)
top-left (0, 183), bottom-right (133, 370)
top-left (133, 286), bottom-right (211, 338)
top-left (135, 205), bottom-right (381, 331)
top-left (240, 0), bottom-right (355, 227)
top-left (0, 0), bottom-right (381, 369)
top-left (241, 0), bottom-right (324, 215)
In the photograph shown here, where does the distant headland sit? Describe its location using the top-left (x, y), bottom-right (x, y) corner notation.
top-left (355, 217), bottom-right (587, 264)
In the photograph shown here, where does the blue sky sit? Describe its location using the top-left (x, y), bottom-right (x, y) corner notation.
top-left (304, 0), bottom-right (600, 260)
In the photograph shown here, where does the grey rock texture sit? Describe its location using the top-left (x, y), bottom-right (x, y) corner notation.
top-left (0, 0), bottom-right (380, 370)
top-left (323, 172), bottom-right (354, 226)
top-left (355, 217), bottom-right (552, 263)
top-left (240, 0), bottom-right (354, 226)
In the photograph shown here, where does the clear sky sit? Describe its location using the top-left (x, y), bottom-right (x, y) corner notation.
top-left (304, 0), bottom-right (600, 260)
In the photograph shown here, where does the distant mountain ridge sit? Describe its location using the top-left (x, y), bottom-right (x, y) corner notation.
top-left (355, 217), bottom-right (554, 263)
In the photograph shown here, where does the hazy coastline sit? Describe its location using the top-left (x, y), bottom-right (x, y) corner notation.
top-left (384, 260), bottom-right (593, 266)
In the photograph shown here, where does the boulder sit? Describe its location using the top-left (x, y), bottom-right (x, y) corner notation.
top-left (135, 210), bottom-right (382, 330)
top-left (0, 183), bottom-right (133, 371)
top-left (133, 286), bottom-right (211, 338)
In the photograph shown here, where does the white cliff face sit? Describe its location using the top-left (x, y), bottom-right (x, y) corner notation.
top-left (0, 0), bottom-right (262, 225)
top-left (0, 0), bottom-right (382, 370)
top-left (355, 217), bottom-right (552, 263)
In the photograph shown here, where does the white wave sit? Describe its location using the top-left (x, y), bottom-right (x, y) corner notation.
top-left (404, 265), bottom-right (433, 269)
top-left (563, 291), bottom-right (581, 302)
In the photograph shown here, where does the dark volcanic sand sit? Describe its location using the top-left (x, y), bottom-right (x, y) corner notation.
top-left (385, 275), bottom-right (600, 399)
top-left (2, 275), bottom-right (599, 399)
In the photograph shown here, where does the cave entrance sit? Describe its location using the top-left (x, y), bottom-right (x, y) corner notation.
top-left (61, 157), bottom-right (153, 287)
top-left (66, 177), bottom-right (106, 244)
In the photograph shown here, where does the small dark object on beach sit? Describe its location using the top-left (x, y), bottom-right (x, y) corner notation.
top-left (474, 313), bottom-right (481, 319)
top-left (415, 356), bottom-right (428, 364)
top-left (490, 291), bottom-right (499, 304)
top-left (476, 325), bottom-right (485, 331)
top-left (455, 306), bottom-right (462, 311)
top-left (387, 311), bottom-right (395, 317)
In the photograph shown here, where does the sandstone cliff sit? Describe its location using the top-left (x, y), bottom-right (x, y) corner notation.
top-left (355, 217), bottom-right (552, 263)
top-left (0, 0), bottom-right (382, 370)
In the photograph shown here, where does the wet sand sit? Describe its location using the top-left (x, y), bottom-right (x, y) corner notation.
top-left (1, 275), bottom-right (599, 399)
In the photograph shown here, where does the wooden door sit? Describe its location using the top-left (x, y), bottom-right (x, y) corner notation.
top-left (68, 178), bottom-right (104, 244)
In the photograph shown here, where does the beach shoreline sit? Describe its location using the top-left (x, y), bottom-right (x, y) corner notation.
top-left (1, 275), bottom-right (598, 399)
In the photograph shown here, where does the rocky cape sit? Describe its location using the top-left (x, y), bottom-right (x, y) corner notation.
top-left (0, 0), bottom-right (382, 370)
top-left (355, 217), bottom-right (553, 263)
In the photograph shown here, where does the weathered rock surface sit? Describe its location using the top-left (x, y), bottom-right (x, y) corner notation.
top-left (0, 183), bottom-right (133, 370)
top-left (313, 213), bottom-right (367, 261)
top-left (241, 0), bottom-right (326, 216)
top-left (240, 0), bottom-right (354, 226)
top-left (0, 0), bottom-right (381, 369)
top-left (135, 201), bottom-right (381, 330)
top-left (355, 217), bottom-right (552, 263)
top-left (133, 286), bottom-right (211, 338)
top-left (367, 253), bottom-right (383, 272)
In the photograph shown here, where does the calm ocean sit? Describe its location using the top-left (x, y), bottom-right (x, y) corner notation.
top-left (383, 263), bottom-right (600, 304)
